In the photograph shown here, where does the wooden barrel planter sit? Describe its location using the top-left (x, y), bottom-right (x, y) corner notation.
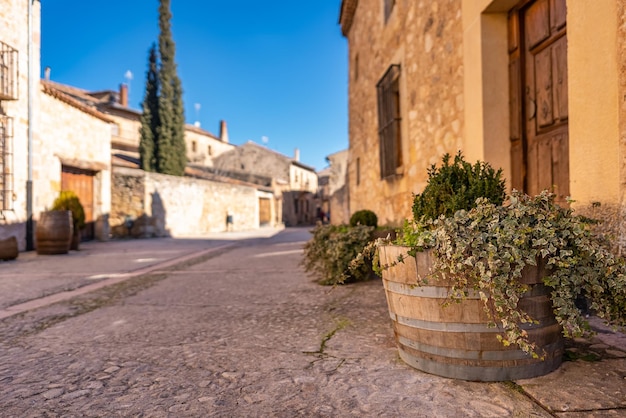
top-left (378, 245), bottom-right (564, 381)
top-left (36, 211), bottom-right (73, 255)
top-left (0, 236), bottom-right (18, 261)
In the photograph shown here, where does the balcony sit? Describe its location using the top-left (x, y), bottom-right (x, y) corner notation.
top-left (0, 41), bottom-right (18, 101)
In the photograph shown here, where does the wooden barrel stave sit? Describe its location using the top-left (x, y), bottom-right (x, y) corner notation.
top-left (380, 245), bottom-right (564, 381)
top-left (36, 211), bottom-right (73, 255)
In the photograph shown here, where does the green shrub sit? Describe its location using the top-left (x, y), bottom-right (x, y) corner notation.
top-left (350, 209), bottom-right (378, 228)
top-left (302, 224), bottom-right (375, 285)
top-left (412, 152), bottom-right (505, 222)
top-left (52, 190), bottom-right (85, 231)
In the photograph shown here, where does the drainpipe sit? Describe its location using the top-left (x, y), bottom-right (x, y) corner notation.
top-left (25, 0), bottom-right (35, 250)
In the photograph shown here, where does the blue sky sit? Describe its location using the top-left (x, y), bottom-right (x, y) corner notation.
top-left (40, 1), bottom-right (348, 171)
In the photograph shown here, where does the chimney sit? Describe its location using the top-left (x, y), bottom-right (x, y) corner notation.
top-left (219, 120), bottom-right (229, 143)
top-left (119, 83), bottom-right (128, 107)
top-left (294, 148), bottom-right (300, 162)
top-left (44, 66), bottom-right (51, 81)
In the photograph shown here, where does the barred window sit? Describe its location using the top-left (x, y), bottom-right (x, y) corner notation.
top-left (376, 65), bottom-right (402, 179)
top-left (0, 115), bottom-right (13, 211)
top-left (0, 41), bottom-right (19, 101)
top-left (384, 0), bottom-right (396, 22)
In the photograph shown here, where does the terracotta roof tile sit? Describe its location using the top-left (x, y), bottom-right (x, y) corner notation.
top-left (41, 80), bottom-right (113, 123)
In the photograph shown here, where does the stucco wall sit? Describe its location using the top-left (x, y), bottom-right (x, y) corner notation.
top-left (111, 167), bottom-right (266, 237)
top-left (0, 0), bottom-right (41, 249)
top-left (617, 0), bottom-right (626, 209)
top-left (345, 0), bottom-right (465, 225)
top-left (184, 126), bottom-right (235, 167)
top-left (567, 1), bottom-right (621, 206)
top-left (108, 109), bottom-right (141, 152)
top-left (289, 164), bottom-right (318, 193)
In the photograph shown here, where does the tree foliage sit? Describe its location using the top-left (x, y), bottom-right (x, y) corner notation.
top-left (139, 0), bottom-right (186, 176)
top-left (156, 0), bottom-right (186, 176)
top-left (139, 44), bottom-right (159, 172)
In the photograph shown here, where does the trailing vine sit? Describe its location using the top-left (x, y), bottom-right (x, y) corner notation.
top-left (400, 191), bottom-right (626, 357)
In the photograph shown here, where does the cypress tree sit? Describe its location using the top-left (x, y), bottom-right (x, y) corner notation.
top-left (156, 0), bottom-right (186, 176)
top-left (139, 43), bottom-right (159, 172)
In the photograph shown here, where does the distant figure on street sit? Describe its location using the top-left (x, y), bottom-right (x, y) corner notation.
top-left (226, 212), bottom-right (234, 232)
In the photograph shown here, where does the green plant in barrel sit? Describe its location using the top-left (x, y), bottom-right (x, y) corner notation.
top-left (354, 152), bottom-right (626, 358)
top-left (52, 191), bottom-right (85, 234)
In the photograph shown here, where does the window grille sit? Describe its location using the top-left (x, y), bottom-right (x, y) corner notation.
top-left (376, 65), bottom-right (402, 179)
top-left (0, 115), bottom-right (13, 211)
top-left (0, 41), bottom-right (18, 101)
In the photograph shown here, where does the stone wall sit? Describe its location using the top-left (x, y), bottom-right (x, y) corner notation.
top-left (329, 186), bottom-right (349, 226)
top-left (111, 167), bottom-right (267, 237)
top-left (344, 0), bottom-right (464, 225)
top-left (326, 150), bottom-right (350, 225)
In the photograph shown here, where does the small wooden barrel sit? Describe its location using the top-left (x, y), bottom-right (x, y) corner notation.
top-left (0, 236), bottom-right (18, 260)
top-left (379, 245), bottom-right (563, 381)
top-left (36, 211), bottom-right (73, 255)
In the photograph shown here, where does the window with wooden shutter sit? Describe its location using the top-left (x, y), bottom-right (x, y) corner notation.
top-left (377, 64), bottom-right (402, 179)
top-left (384, 0), bottom-right (396, 23)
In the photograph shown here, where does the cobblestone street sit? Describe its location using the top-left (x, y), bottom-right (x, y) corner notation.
top-left (0, 228), bottom-right (624, 416)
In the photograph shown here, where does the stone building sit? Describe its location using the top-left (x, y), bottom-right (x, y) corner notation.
top-left (325, 149), bottom-right (350, 225)
top-left (340, 0), bottom-right (626, 246)
top-left (0, 0), bottom-right (40, 249)
top-left (0, 0), bottom-right (275, 251)
top-left (41, 81), bottom-right (235, 166)
top-left (0, 0), bottom-right (111, 250)
top-left (213, 141), bottom-right (319, 226)
top-left (317, 150), bottom-right (350, 225)
top-left (39, 81), bottom-right (112, 242)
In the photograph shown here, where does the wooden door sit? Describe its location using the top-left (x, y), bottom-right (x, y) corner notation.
top-left (259, 197), bottom-right (271, 226)
top-left (509, 0), bottom-right (569, 201)
top-left (61, 166), bottom-right (95, 240)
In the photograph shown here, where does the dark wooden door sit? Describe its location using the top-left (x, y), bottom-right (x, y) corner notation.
top-left (61, 166), bottom-right (95, 240)
top-left (509, 0), bottom-right (569, 201)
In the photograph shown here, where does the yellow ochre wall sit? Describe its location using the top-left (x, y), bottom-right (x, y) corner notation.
top-left (344, 0), bottom-right (626, 244)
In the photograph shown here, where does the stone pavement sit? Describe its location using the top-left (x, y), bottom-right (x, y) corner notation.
top-left (0, 227), bottom-right (625, 417)
top-left (0, 227), bottom-right (281, 318)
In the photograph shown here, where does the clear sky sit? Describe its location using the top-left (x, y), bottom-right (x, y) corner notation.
top-left (40, 1), bottom-right (348, 171)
